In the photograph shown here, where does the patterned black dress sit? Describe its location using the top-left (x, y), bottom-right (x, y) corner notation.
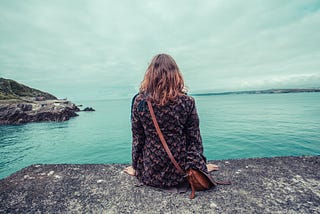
top-left (131, 93), bottom-right (208, 188)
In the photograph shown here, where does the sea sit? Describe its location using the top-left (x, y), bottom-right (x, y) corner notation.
top-left (0, 92), bottom-right (320, 179)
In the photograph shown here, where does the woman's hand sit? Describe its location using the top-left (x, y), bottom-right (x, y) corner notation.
top-left (206, 163), bottom-right (219, 172)
top-left (123, 166), bottom-right (136, 176)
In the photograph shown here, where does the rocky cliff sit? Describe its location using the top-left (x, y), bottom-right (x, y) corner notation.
top-left (0, 100), bottom-right (79, 125)
top-left (0, 78), bottom-right (79, 125)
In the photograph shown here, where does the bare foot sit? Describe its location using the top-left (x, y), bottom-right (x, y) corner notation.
top-left (207, 163), bottom-right (219, 172)
top-left (123, 166), bottom-right (136, 176)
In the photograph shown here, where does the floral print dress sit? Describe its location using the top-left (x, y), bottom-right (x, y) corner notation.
top-left (131, 93), bottom-right (208, 188)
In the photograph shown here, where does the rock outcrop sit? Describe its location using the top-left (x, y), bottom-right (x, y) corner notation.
top-left (0, 100), bottom-right (80, 125)
top-left (0, 77), bottom-right (80, 125)
top-left (83, 107), bottom-right (95, 111)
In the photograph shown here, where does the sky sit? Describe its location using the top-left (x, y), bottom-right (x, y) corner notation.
top-left (1, 0), bottom-right (320, 101)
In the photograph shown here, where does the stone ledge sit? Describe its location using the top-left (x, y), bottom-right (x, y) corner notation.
top-left (0, 156), bottom-right (319, 213)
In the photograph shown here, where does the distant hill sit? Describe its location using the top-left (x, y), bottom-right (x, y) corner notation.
top-left (192, 88), bottom-right (320, 96)
top-left (0, 77), bottom-right (57, 100)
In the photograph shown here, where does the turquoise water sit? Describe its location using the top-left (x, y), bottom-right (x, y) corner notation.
top-left (1, 93), bottom-right (320, 179)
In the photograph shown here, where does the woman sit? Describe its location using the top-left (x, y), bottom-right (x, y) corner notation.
top-left (124, 54), bottom-right (218, 189)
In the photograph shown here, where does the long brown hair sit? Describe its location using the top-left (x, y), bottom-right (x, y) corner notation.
top-left (139, 53), bottom-right (186, 105)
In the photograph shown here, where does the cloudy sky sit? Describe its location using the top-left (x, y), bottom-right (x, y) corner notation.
top-left (1, 0), bottom-right (320, 100)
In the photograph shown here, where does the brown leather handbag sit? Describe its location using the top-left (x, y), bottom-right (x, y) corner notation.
top-left (147, 101), bottom-right (230, 199)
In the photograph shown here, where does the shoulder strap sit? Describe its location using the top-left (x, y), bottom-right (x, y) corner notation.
top-left (147, 100), bottom-right (185, 175)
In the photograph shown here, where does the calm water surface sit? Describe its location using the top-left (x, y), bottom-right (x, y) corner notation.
top-left (1, 93), bottom-right (319, 178)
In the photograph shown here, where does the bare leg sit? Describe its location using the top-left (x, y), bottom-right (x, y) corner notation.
top-left (207, 163), bottom-right (219, 172)
top-left (123, 166), bottom-right (136, 176)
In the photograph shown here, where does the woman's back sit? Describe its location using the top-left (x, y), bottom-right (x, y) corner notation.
top-left (131, 93), bottom-right (207, 188)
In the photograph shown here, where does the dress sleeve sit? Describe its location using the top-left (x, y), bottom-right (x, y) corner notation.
top-left (131, 96), bottom-right (145, 170)
top-left (185, 97), bottom-right (207, 171)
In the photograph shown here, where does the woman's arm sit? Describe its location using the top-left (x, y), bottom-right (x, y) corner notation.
top-left (131, 96), bottom-right (145, 170)
top-left (185, 97), bottom-right (207, 171)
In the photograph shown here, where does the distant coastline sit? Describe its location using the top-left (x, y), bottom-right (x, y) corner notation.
top-left (191, 88), bottom-right (320, 96)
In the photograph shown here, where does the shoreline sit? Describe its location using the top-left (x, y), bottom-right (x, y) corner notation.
top-left (1, 155), bottom-right (319, 213)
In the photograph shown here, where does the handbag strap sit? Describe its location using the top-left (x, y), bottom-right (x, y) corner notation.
top-left (147, 100), bottom-right (185, 175)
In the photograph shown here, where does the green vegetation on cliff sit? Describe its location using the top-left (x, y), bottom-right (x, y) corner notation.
top-left (0, 77), bottom-right (57, 100)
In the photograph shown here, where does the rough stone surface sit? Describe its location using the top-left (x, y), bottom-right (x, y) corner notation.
top-left (82, 107), bottom-right (95, 112)
top-left (0, 156), bottom-right (319, 213)
top-left (0, 100), bottom-right (79, 125)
